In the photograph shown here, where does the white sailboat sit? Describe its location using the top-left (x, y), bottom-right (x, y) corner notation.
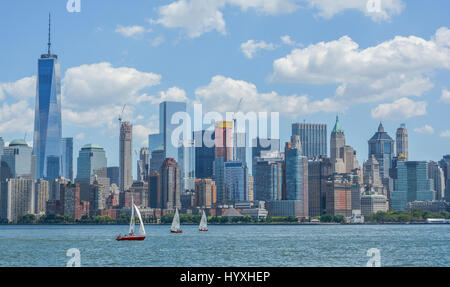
top-left (116, 197), bottom-right (146, 241)
top-left (170, 208), bottom-right (183, 233)
top-left (199, 210), bottom-right (208, 231)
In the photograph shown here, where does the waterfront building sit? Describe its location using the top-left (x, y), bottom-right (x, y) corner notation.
top-left (285, 137), bottom-right (308, 217)
top-left (0, 178), bottom-right (35, 222)
top-left (1, 139), bottom-right (34, 180)
top-left (254, 154), bottom-right (283, 202)
top-left (160, 158), bottom-right (181, 210)
top-left (148, 171), bottom-right (161, 208)
top-left (61, 183), bottom-right (82, 220)
top-left (391, 161), bottom-right (435, 211)
top-left (438, 155), bottom-right (450, 201)
top-left (33, 16), bottom-right (62, 180)
top-left (35, 179), bottom-right (49, 214)
top-left (308, 157), bottom-right (333, 217)
top-left (428, 161), bottom-right (445, 200)
top-left (61, 137), bottom-right (73, 181)
top-left (265, 200), bottom-right (304, 218)
top-left (360, 194), bottom-right (388, 217)
top-left (396, 124), bottom-right (409, 160)
top-left (130, 181), bottom-right (149, 207)
top-left (325, 174), bottom-right (353, 217)
top-left (291, 122), bottom-right (327, 158)
top-left (119, 121), bottom-right (133, 191)
top-left (406, 200), bottom-right (449, 213)
top-left (195, 178), bottom-right (216, 208)
top-left (224, 161), bottom-right (248, 202)
top-left (247, 174), bottom-right (254, 202)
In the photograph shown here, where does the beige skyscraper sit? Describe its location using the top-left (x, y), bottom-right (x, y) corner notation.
top-left (396, 124), bottom-right (408, 160)
top-left (120, 121), bottom-right (133, 191)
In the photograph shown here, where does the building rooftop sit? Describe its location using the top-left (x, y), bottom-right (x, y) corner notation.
top-left (9, 139), bottom-right (28, 147)
top-left (81, 144), bottom-right (103, 150)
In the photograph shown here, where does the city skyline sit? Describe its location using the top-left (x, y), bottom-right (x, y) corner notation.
top-left (0, 1), bottom-right (449, 179)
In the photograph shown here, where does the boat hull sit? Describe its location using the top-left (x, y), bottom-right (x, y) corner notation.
top-left (116, 236), bottom-right (146, 241)
top-left (170, 230), bottom-right (183, 233)
top-left (199, 229), bottom-right (208, 232)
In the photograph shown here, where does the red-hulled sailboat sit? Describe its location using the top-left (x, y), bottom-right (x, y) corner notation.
top-left (116, 197), bottom-right (146, 241)
top-left (170, 208), bottom-right (183, 233)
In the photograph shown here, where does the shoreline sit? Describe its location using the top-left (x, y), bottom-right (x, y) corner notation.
top-left (0, 222), bottom-right (447, 226)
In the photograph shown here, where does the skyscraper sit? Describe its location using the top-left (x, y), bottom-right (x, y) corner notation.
top-left (368, 123), bottom-right (394, 194)
top-left (159, 101), bottom-right (187, 160)
top-left (194, 130), bottom-right (215, 179)
top-left (0, 178), bottom-right (35, 222)
top-left (1, 139), bottom-right (34, 180)
top-left (308, 157), bottom-right (333, 217)
top-left (195, 178), bottom-right (216, 208)
top-left (178, 140), bottom-right (195, 192)
top-left (119, 121), bottom-right (133, 191)
top-left (137, 147), bottom-right (149, 182)
top-left (76, 144), bottom-right (107, 180)
top-left (224, 161), bottom-right (248, 202)
top-left (439, 155), bottom-right (450, 201)
top-left (251, 137), bottom-right (280, 173)
top-left (214, 121), bottom-right (233, 202)
top-left (396, 124), bottom-right (408, 160)
top-left (148, 171), bottom-right (161, 208)
top-left (234, 132), bottom-right (247, 165)
top-left (35, 179), bottom-right (49, 214)
top-left (107, 166), bottom-right (119, 187)
top-left (254, 155), bottom-right (284, 202)
top-left (160, 158), bottom-right (181, 210)
top-left (33, 15), bottom-right (62, 181)
top-left (363, 155), bottom-right (385, 195)
top-left (391, 161), bottom-right (435, 211)
top-left (150, 147), bottom-right (165, 174)
top-left (428, 161), bottom-right (445, 200)
top-left (0, 137), bottom-right (4, 157)
top-left (330, 116), bottom-right (345, 171)
top-left (61, 137), bottom-right (73, 181)
top-left (291, 122), bottom-right (327, 158)
top-left (285, 138), bottom-right (308, 217)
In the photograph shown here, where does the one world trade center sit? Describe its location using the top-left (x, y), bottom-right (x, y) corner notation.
top-left (33, 15), bottom-right (62, 180)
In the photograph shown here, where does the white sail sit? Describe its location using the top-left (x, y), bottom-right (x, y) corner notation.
top-left (199, 210), bottom-right (208, 230)
top-left (171, 208), bottom-right (181, 231)
top-left (128, 200), bottom-right (135, 235)
top-left (134, 204), bottom-right (146, 236)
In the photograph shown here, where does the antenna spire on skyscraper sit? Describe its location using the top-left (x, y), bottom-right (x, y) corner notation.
top-left (48, 13), bottom-right (51, 55)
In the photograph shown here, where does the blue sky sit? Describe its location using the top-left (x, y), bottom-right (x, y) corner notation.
top-left (0, 0), bottom-right (449, 177)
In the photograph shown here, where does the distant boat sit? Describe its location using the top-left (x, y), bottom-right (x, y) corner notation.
top-left (116, 198), bottom-right (146, 241)
top-left (199, 210), bottom-right (208, 232)
top-left (170, 208), bottom-right (183, 233)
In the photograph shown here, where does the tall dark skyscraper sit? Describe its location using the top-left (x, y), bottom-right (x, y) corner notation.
top-left (33, 15), bottom-right (62, 181)
top-left (194, 130), bottom-right (215, 179)
top-left (368, 123), bottom-right (394, 194)
top-left (291, 122), bottom-right (327, 159)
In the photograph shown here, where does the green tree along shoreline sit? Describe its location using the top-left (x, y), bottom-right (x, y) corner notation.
top-left (1, 210), bottom-right (449, 225)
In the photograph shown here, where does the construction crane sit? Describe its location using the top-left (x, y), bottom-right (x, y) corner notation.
top-left (232, 98), bottom-right (243, 161)
top-left (118, 104), bottom-right (127, 124)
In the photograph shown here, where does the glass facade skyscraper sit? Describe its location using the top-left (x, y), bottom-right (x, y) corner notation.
top-left (291, 123), bottom-right (327, 158)
top-left (33, 18), bottom-right (62, 181)
top-left (391, 161), bottom-right (435, 211)
top-left (194, 130), bottom-right (215, 179)
top-left (1, 139), bottom-right (34, 179)
top-left (224, 161), bottom-right (248, 202)
top-left (159, 101), bottom-right (186, 161)
top-left (76, 144), bottom-right (107, 180)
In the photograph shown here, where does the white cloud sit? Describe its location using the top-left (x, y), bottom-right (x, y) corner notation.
top-left (151, 36), bottom-right (165, 47)
top-left (241, 40), bottom-right (277, 59)
top-left (115, 25), bottom-right (148, 37)
top-left (153, 0), bottom-right (405, 38)
top-left (440, 130), bottom-right (450, 138)
top-left (154, 0), bottom-right (226, 38)
top-left (75, 133), bottom-right (85, 140)
top-left (136, 87), bottom-right (188, 104)
top-left (414, 124), bottom-right (434, 134)
top-left (0, 76), bottom-right (36, 100)
top-left (195, 75), bottom-right (344, 118)
top-left (371, 98), bottom-right (427, 120)
top-left (134, 124), bottom-right (159, 146)
top-left (272, 27), bottom-right (450, 104)
top-left (305, 0), bottom-right (405, 21)
top-left (0, 101), bottom-right (34, 134)
top-left (62, 62), bottom-right (161, 110)
top-left (281, 35), bottom-right (296, 46)
top-left (440, 88), bottom-right (450, 104)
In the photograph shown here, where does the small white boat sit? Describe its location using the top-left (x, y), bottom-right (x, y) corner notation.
top-left (117, 197), bottom-right (146, 241)
top-left (170, 208), bottom-right (183, 233)
top-left (199, 210), bottom-right (208, 232)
